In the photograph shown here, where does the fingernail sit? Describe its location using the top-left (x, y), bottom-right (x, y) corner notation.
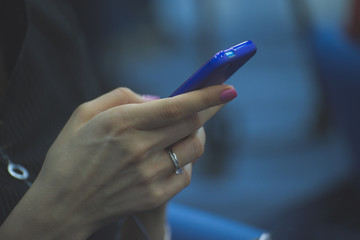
top-left (220, 87), bottom-right (237, 102)
top-left (142, 95), bottom-right (160, 101)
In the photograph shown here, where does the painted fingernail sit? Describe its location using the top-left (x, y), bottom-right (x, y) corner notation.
top-left (142, 95), bottom-right (160, 101)
top-left (220, 87), bottom-right (237, 102)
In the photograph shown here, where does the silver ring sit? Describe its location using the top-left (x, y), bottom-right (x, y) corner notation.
top-left (168, 148), bottom-right (183, 175)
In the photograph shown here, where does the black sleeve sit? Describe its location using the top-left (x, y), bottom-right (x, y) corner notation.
top-left (0, 0), bottom-right (27, 76)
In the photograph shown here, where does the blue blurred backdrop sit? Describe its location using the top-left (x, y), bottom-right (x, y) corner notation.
top-left (77, 0), bottom-right (360, 239)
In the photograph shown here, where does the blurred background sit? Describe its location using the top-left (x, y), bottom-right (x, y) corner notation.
top-left (77, 0), bottom-right (360, 239)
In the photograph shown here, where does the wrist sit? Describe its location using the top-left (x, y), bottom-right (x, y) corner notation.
top-left (0, 180), bottom-right (94, 240)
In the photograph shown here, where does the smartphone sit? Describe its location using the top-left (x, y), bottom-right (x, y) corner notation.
top-left (169, 40), bottom-right (256, 97)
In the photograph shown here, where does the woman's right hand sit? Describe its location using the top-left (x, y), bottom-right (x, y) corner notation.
top-left (1, 85), bottom-right (237, 239)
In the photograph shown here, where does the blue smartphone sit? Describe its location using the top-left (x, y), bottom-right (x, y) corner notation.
top-left (169, 40), bottom-right (256, 97)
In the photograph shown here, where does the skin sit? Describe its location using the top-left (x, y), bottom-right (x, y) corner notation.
top-left (0, 80), bottom-right (237, 239)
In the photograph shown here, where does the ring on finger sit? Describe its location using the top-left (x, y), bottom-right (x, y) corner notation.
top-left (167, 148), bottom-right (184, 175)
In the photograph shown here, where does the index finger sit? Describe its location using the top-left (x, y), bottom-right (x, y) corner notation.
top-left (123, 85), bottom-right (237, 129)
top-left (72, 87), bottom-right (145, 125)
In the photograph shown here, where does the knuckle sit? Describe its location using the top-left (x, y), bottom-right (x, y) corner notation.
top-left (186, 113), bottom-right (202, 132)
top-left (104, 131), bottom-right (150, 165)
top-left (146, 187), bottom-right (165, 209)
top-left (152, 188), bottom-right (165, 202)
top-left (192, 136), bottom-right (205, 159)
top-left (114, 87), bottom-right (133, 98)
top-left (127, 140), bottom-right (151, 163)
top-left (135, 141), bottom-right (150, 159)
top-left (162, 99), bottom-right (184, 121)
top-left (106, 108), bottom-right (134, 134)
top-left (137, 166), bottom-right (155, 184)
top-left (100, 113), bottom-right (128, 135)
top-left (73, 102), bottom-right (94, 122)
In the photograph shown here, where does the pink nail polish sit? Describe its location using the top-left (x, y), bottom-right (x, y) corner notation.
top-left (142, 95), bottom-right (160, 101)
top-left (220, 88), bottom-right (237, 102)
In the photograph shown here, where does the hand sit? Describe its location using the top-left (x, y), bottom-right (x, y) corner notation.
top-left (1, 85), bottom-right (237, 239)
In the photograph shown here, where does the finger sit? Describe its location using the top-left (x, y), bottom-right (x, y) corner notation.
top-left (121, 85), bottom-right (237, 130)
top-left (165, 127), bottom-right (205, 171)
top-left (192, 127), bottom-right (206, 166)
top-left (120, 164), bottom-right (192, 212)
top-left (74, 87), bottom-right (145, 123)
top-left (143, 105), bottom-right (221, 152)
top-left (141, 128), bottom-right (205, 179)
top-left (156, 163), bottom-right (192, 202)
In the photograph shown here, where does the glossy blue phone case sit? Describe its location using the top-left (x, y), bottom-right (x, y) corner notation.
top-left (169, 40), bottom-right (256, 97)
